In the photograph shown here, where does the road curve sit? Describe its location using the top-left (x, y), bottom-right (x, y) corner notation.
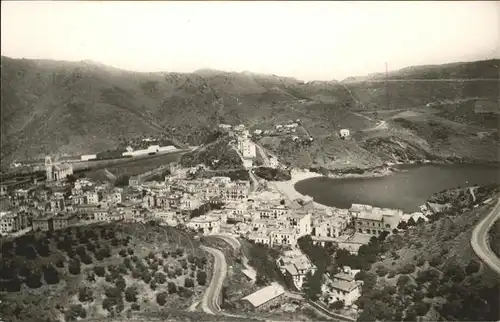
top-left (471, 198), bottom-right (500, 276)
top-left (200, 245), bottom-right (227, 315)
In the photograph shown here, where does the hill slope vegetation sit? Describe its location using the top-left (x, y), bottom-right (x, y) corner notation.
top-left (1, 56), bottom-right (498, 170)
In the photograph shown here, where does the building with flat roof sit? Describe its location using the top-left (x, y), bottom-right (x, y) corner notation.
top-left (350, 204), bottom-right (402, 235)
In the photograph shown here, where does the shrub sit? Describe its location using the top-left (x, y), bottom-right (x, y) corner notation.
top-left (131, 303), bottom-right (140, 311)
top-left (387, 270), bottom-right (396, 278)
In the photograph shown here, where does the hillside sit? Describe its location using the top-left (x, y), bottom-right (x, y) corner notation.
top-left (1, 56), bottom-right (499, 170)
top-left (350, 184), bottom-right (500, 322)
top-left (0, 222), bottom-right (211, 322)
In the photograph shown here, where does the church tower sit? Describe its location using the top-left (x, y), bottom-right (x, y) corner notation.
top-left (45, 156), bottom-right (53, 182)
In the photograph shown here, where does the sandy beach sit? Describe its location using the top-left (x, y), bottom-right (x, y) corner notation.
top-left (270, 169), bottom-right (329, 208)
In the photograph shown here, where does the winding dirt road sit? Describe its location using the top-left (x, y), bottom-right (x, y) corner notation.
top-left (471, 198), bottom-right (500, 276)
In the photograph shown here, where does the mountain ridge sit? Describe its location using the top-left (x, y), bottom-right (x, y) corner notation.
top-left (1, 55), bottom-right (498, 170)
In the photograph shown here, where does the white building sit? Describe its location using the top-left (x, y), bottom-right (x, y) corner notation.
top-left (153, 211), bottom-right (178, 226)
top-left (187, 215), bottom-right (221, 235)
top-left (340, 129), bottom-right (350, 139)
top-left (268, 156), bottom-right (279, 168)
top-left (0, 211), bottom-right (27, 234)
top-left (80, 154), bottom-right (97, 161)
top-left (85, 191), bottom-right (100, 205)
top-left (323, 266), bottom-right (362, 306)
top-left (277, 249), bottom-right (316, 290)
top-left (270, 229), bottom-right (296, 247)
top-left (238, 137), bottom-right (257, 159)
top-left (45, 157), bottom-right (73, 182)
top-left (350, 204), bottom-right (402, 235)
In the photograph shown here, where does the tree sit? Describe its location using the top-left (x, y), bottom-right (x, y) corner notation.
top-left (43, 264), bottom-right (60, 285)
top-left (465, 260), bottom-right (480, 275)
top-left (196, 270), bottom-right (207, 285)
top-left (125, 286), bottom-right (138, 303)
top-left (156, 292), bottom-right (167, 306)
top-left (255, 271), bottom-right (269, 286)
top-left (376, 265), bottom-right (389, 277)
top-left (4, 277), bottom-right (21, 292)
top-left (184, 278), bottom-right (194, 288)
top-left (68, 258), bottom-right (81, 275)
top-left (131, 303), bottom-right (140, 311)
top-left (65, 304), bottom-right (87, 321)
top-left (330, 300), bottom-right (344, 310)
top-left (142, 271), bottom-right (152, 283)
top-left (66, 174), bottom-right (77, 184)
top-left (397, 221), bottom-right (408, 230)
top-left (78, 287), bottom-right (94, 302)
top-left (26, 272), bottom-right (43, 289)
top-left (303, 270), bottom-right (322, 301)
top-left (414, 302), bottom-right (430, 317)
top-left (429, 256), bottom-right (443, 267)
top-left (155, 272), bottom-right (167, 284)
top-left (168, 282), bottom-right (177, 294)
top-left (397, 275), bottom-right (411, 288)
top-left (115, 276), bottom-right (126, 291)
top-left (94, 265), bottom-right (106, 277)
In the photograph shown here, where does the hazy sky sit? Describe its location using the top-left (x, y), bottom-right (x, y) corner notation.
top-left (1, 1), bottom-right (499, 80)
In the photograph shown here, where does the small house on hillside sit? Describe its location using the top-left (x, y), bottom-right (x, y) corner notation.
top-left (340, 129), bottom-right (350, 139)
top-left (241, 283), bottom-right (285, 311)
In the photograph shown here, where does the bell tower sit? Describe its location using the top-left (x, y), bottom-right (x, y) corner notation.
top-left (45, 156), bottom-right (53, 182)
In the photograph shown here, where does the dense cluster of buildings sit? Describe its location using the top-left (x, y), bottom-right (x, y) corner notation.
top-left (1, 146), bottom-right (416, 314)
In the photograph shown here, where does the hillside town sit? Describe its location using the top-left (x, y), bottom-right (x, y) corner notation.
top-left (0, 124), bottom-right (462, 317)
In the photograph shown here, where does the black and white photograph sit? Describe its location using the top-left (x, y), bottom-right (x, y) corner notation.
top-left (0, 1), bottom-right (499, 321)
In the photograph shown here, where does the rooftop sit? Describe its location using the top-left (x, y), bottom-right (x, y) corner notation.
top-left (357, 211), bottom-right (384, 221)
top-left (190, 215), bottom-right (219, 223)
top-left (242, 283), bottom-right (285, 307)
top-left (330, 279), bottom-right (360, 293)
top-left (334, 272), bottom-right (355, 282)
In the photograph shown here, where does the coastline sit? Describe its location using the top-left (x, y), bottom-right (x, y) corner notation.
top-left (270, 170), bottom-right (328, 209)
